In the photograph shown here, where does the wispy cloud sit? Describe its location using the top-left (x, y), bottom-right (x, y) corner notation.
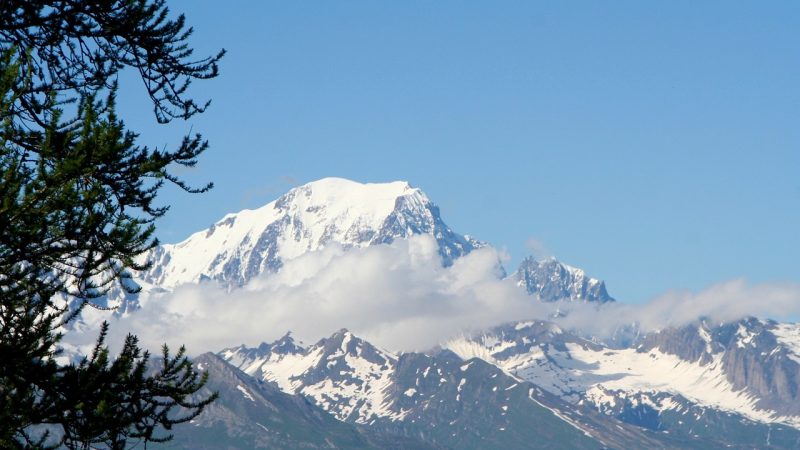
top-left (69, 237), bottom-right (800, 355)
top-left (525, 237), bottom-right (553, 260)
top-left (93, 236), bottom-right (550, 353)
top-left (556, 279), bottom-right (800, 337)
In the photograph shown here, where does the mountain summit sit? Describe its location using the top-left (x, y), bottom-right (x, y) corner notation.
top-left (140, 178), bottom-right (481, 288)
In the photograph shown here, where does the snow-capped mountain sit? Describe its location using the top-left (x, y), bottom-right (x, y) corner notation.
top-left (214, 325), bottom-right (800, 449)
top-left (443, 318), bottom-right (800, 440)
top-left (637, 318), bottom-right (800, 418)
top-left (222, 329), bottom-right (402, 424)
top-left (515, 256), bottom-right (614, 302)
top-left (166, 352), bottom-right (383, 449)
top-left (140, 178), bottom-right (481, 289)
top-left (219, 330), bottom-right (690, 449)
top-left (98, 177), bottom-right (613, 314)
top-left (63, 176), bottom-right (800, 448)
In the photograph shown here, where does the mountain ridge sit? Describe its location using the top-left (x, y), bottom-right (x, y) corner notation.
top-left (140, 177), bottom-right (483, 290)
top-left (58, 176), bottom-right (800, 448)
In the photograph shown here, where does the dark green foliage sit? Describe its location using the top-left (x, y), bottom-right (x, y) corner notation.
top-left (56, 324), bottom-right (217, 449)
top-left (0, 0), bottom-right (225, 125)
top-left (0, 1), bottom-right (223, 448)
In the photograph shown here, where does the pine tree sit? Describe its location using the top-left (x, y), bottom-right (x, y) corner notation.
top-left (0, 1), bottom-right (224, 447)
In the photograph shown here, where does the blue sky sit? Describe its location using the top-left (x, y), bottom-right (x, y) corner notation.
top-left (115, 1), bottom-right (799, 304)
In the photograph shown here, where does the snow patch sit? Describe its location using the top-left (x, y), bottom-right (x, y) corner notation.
top-left (236, 384), bottom-right (255, 402)
top-left (772, 323), bottom-right (800, 364)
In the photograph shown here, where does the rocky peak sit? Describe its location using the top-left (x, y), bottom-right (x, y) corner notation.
top-left (269, 332), bottom-right (305, 355)
top-left (312, 329), bottom-right (396, 373)
top-left (515, 256), bottom-right (614, 302)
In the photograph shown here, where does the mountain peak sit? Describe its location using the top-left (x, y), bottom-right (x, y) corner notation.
top-left (299, 177), bottom-right (414, 195)
top-left (270, 331), bottom-right (304, 355)
top-left (516, 256), bottom-right (614, 303)
top-left (274, 178), bottom-right (424, 221)
top-left (140, 177), bottom-right (479, 288)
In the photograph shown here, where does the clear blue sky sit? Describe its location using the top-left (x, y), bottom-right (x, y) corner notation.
top-left (115, 1), bottom-right (799, 304)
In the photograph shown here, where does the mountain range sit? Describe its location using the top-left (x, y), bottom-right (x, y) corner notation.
top-left (73, 177), bottom-right (800, 449)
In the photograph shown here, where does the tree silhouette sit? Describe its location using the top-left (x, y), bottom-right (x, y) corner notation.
top-left (0, 1), bottom-right (224, 447)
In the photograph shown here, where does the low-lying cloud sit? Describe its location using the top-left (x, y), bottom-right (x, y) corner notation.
top-left (68, 235), bottom-right (800, 355)
top-left (95, 236), bottom-right (553, 353)
top-left (554, 279), bottom-right (800, 339)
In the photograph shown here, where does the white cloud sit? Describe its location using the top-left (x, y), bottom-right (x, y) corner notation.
top-left (96, 235), bottom-right (553, 353)
top-left (524, 237), bottom-right (553, 260)
top-left (67, 237), bottom-right (800, 355)
top-left (551, 279), bottom-right (800, 339)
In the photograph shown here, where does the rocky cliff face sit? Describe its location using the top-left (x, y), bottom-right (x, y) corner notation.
top-left (638, 318), bottom-right (800, 417)
top-left (515, 257), bottom-right (614, 302)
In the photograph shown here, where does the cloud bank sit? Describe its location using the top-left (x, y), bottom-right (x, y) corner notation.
top-left (98, 236), bottom-right (553, 353)
top-left (554, 279), bottom-right (800, 340)
top-left (69, 235), bottom-right (800, 354)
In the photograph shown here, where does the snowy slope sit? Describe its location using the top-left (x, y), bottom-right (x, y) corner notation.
top-left (167, 352), bottom-right (383, 449)
top-left (221, 330), bottom-right (403, 424)
top-left (218, 330), bottom-right (686, 449)
top-left (217, 327), bottom-right (800, 449)
top-left (443, 319), bottom-right (800, 429)
top-left (140, 178), bottom-right (480, 289)
top-left (772, 323), bottom-right (800, 364)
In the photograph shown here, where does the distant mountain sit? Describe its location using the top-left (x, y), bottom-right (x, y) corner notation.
top-left (93, 178), bottom-right (612, 313)
top-left (515, 256), bottom-right (614, 303)
top-left (636, 318), bottom-right (800, 418)
top-left (219, 330), bottom-right (685, 449)
top-left (58, 177), bottom-right (800, 448)
top-left (444, 318), bottom-right (800, 447)
top-left (140, 178), bottom-right (482, 289)
top-left (213, 325), bottom-right (800, 448)
top-left (223, 330), bottom-right (401, 424)
top-left (164, 353), bottom-right (378, 449)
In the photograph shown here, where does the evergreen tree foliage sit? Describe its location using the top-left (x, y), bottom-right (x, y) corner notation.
top-left (0, 1), bottom-right (224, 447)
